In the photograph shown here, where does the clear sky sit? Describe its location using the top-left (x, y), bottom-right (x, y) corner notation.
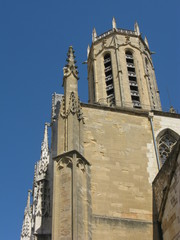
top-left (0, 0), bottom-right (179, 239)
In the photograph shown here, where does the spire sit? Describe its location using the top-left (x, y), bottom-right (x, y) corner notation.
top-left (26, 190), bottom-right (32, 212)
top-left (21, 190), bottom-right (32, 240)
top-left (144, 36), bottom-right (149, 49)
top-left (66, 46), bottom-right (77, 70)
top-left (87, 44), bottom-right (90, 58)
top-left (63, 46), bottom-right (79, 83)
top-left (92, 27), bottom-right (97, 42)
top-left (134, 21), bottom-right (140, 36)
top-left (112, 17), bottom-right (117, 30)
top-left (36, 123), bottom-right (50, 180)
top-left (41, 123), bottom-right (49, 159)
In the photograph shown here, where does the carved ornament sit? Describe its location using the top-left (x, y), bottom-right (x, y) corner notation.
top-left (60, 92), bottom-right (84, 122)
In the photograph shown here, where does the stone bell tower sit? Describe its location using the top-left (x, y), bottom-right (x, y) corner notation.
top-left (21, 19), bottom-right (180, 240)
top-left (87, 18), bottom-right (161, 110)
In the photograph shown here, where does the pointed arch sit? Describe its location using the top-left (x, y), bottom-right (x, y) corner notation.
top-left (157, 128), bottom-right (179, 166)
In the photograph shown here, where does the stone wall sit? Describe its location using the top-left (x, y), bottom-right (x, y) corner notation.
top-left (153, 140), bottom-right (180, 240)
top-left (82, 105), bottom-right (158, 239)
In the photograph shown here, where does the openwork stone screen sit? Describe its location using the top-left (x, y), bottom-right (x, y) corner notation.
top-left (158, 133), bottom-right (177, 165)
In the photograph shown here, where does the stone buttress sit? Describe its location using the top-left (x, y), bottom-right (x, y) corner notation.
top-left (52, 46), bottom-right (91, 240)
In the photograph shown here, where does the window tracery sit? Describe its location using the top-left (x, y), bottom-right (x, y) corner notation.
top-left (158, 132), bottom-right (177, 165)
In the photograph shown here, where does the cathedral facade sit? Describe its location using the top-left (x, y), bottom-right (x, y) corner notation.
top-left (21, 19), bottom-right (180, 240)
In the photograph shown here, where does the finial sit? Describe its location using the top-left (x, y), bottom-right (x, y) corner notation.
top-left (26, 190), bottom-right (32, 211)
top-left (87, 45), bottom-right (90, 58)
top-left (63, 46), bottom-right (78, 81)
top-left (41, 123), bottom-right (49, 159)
top-left (43, 123), bottom-right (49, 148)
top-left (112, 17), bottom-right (117, 30)
top-left (66, 46), bottom-right (77, 69)
top-left (144, 36), bottom-right (149, 49)
top-left (134, 21), bottom-right (140, 36)
top-left (92, 28), bottom-right (97, 42)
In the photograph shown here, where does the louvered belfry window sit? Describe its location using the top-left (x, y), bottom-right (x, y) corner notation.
top-left (125, 51), bottom-right (141, 108)
top-left (104, 53), bottom-right (115, 106)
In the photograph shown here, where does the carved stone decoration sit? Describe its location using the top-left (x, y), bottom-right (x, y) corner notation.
top-left (76, 158), bottom-right (86, 173)
top-left (57, 156), bottom-right (73, 170)
top-left (69, 91), bottom-right (78, 114)
top-left (60, 91), bottom-right (84, 122)
top-left (21, 213), bottom-right (32, 239)
top-left (54, 150), bottom-right (90, 173)
top-left (59, 96), bottom-right (66, 118)
top-left (77, 98), bottom-right (84, 122)
top-left (34, 181), bottom-right (50, 218)
top-left (21, 190), bottom-right (32, 240)
top-left (63, 46), bottom-right (79, 81)
top-left (51, 93), bottom-right (63, 120)
top-left (36, 123), bottom-right (50, 181)
top-left (158, 133), bottom-right (177, 165)
top-left (35, 182), bottom-right (43, 217)
top-left (69, 92), bottom-right (84, 121)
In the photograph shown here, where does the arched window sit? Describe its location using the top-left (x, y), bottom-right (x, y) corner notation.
top-left (157, 129), bottom-right (178, 165)
top-left (104, 53), bottom-right (115, 106)
top-left (125, 50), bottom-right (141, 108)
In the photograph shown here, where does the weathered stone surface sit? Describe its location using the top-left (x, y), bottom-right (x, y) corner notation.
top-left (153, 140), bottom-right (180, 240)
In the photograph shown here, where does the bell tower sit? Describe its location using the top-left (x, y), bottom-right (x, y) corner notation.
top-left (87, 18), bottom-right (161, 110)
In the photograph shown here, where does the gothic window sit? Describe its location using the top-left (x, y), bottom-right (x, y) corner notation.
top-left (104, 53), bottom-right (115, 106)
top-left (158, 130), bottom-right (178, 165)
top-left (125, 50), bottom-right (141, 108)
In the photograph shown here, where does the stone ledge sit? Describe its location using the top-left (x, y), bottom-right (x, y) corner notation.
top-left (93, 214), bottom-right (152, 228)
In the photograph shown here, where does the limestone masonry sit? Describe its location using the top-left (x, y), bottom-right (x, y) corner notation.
top-left (21, 19), bottom-right (180, 240)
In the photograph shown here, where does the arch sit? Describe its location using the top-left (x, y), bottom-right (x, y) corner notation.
top-left (125, 50), bottom-right (133, 56)
top-left (103, 52), bottom-right (111, 59)
top-left (125, 48), bottom-right (135, 54)
top-left (157, 128), bottom-right (179, 166)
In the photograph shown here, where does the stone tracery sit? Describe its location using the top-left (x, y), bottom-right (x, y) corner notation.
top-left (158, 131), bottom-right (178, 165)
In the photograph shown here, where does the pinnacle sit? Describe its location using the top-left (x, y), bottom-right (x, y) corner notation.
top-left (25, 190), bottom-right (32, 212)
top-left (66, 46), bottom-right (78, 70)
top-left (41, 123), bottom-right (49, 157)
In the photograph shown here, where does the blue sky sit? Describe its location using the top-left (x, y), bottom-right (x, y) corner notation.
top-left (0, 0), bottom-right (179, 239)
